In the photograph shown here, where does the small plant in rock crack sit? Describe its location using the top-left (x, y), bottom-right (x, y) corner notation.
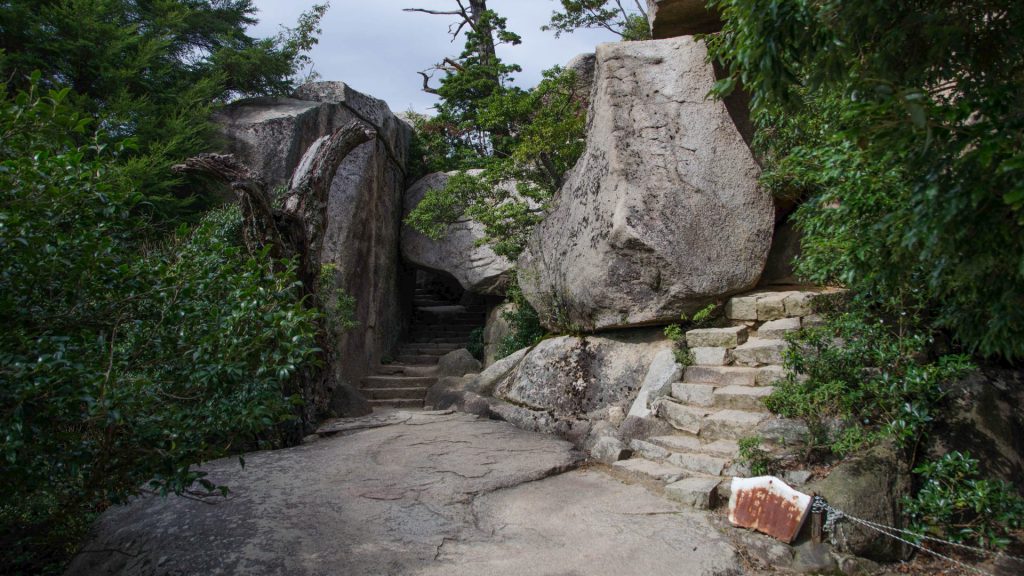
top-left (663, 303), bottom-right (721, 367)
top-left (903, 451), bottom-right (1024, 550)
top-left (737, 436), bottom-right (777, 476)
top-left (467, 327), bottom-right (485, 360)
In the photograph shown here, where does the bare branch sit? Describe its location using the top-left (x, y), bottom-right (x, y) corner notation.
top-left (418, 71), bottom-right (439, 94)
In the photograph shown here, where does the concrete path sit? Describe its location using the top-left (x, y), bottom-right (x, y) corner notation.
top-left (67, 411), bottom-right (741, 576)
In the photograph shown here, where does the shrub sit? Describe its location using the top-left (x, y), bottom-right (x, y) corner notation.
top-left (765, 302), bottom-right (973, 460)
top-left (0, 79), bottom-right (320, 574)
top-left (904, 451), bottom-right (1024, 550)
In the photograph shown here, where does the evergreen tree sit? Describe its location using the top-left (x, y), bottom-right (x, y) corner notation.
top-left (0, 0), bottom-right (328, 220)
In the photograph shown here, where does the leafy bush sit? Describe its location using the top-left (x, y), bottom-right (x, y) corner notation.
top-left (467, 327), bottom-right (485, 361)
top-left (0, 80), bottom-right (320, 574)
top-left (707, 0), bottom-right (1024, 361)
top-left (765, 304), bottom-right (973, 460)
top-left (904, 451), bottom-right (1024, 550)
top-left (737, 436), bottom-right (776, 476)
top-left (662, 304), bottom-right (721, 368)
top-left (496, 278), bottom-right (546, 359)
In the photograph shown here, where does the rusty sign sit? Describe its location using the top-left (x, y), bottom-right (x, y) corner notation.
top-left (728, 476), bottom-right (812, 543)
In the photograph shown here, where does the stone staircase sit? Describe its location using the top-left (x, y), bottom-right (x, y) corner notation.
top-left (611, 289), bottom-right (834, 509)
top-left (359, 286), bottom-right (486, 409)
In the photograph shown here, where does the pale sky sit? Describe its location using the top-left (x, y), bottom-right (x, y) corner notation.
top-left (249, 0), bottom-right (622, 114)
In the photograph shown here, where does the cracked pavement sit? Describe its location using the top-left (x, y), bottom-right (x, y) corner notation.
top-left (66, 411), bottom-right (740, 576)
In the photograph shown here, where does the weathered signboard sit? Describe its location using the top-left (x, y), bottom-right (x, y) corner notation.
top-left (728, 476), bottom-right (812, 543)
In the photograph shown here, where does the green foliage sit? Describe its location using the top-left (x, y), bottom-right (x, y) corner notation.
top-left (663, 304), bottom-right (720, 368)
top-left (737, 436), bottom-right (776, 476)
top-left (765, 303), bottom-right (974, 460)
top-left (544, 0), bottom-right (652, 41)
top-left (0, 79), bottom-right (320, 574)
top-left (707, 0), bottom-right (1024, 361)
top-left (407, 66), bottom-right (587, 260)
top-left (466, 327), bottom-right (485, 361)
top-left (904, 451), bottom-right (1024, 550)
top-left (317, 263), bottom-right (359, 336)
top-left (0, 0), bottom-right (329, 221)
top-left (496, 278), bottom-right (546, 359)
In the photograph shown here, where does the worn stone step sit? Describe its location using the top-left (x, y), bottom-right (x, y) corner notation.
top-left (701, 409), bottom-right (768, 441)
top-left (671, 382), bottom-right (716, 407)
top-left (713, 385), bottom-right (774, 411)
top-left (756, 317), bottom-right (801, 340)
top-left (367, 398), bottom-right (423, 409)
top-left (733, 338), bottom-right (788, 366)
top-left (649, 436), bottom-right (738, 458)
top-left (691, 347), bottom-right (732, 366)
top-left (685, 326), bottom-right (748, 349)
top-left (654, 399), bottom-right (709, 434)
top-left (395, 344), bottom-right (452, 354)
top-left (374, 364), bottom-right (436, 377)
top-left (666, 451), bottom-right (728, 476)
top-left (361, 376), bottom-right (437, 389)
top-left (394, 355), bottom-right (441, 365)
top-left (684, 366), bottom-right (760, 386)
top-left (361, 387), bottom-right (429, 400)
top-left (407, 337), bottom-right (472, 345)
top-left (611, 458), bottom-right (686, 484)
top-left (665, 477), bottom-right (723, 510)
top-left (756, 365), bottom-right (786, 385)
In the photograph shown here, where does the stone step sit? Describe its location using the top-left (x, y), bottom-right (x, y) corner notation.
top-left (361, 387), bottom-right (429, 400)
top-left (401, 342), bottom-right (463, 350)
top-left (374, 364), bottom-right (436, 377)
top-left (665, 477), bottom-right (723, 510)
top-left (409, 335), bottom-right (476, 343)
top-left (671, 382), bottom-right (716, 407)
top-left (649, 436), bottom-right (738, 458)
top-left (397, 348), bottom-right (452, 357)
top-left (713, 385), bottom-right (774, 411)
top-left (654, 399), bottom-right (709, 434)
top-left (394, 355), bottom-right (441, 365)
top-left (755, 317), bottom-right (801, 340)
top-left (685, 325), bottom-right (748, 349)
top-left (360, 376), bottom-right (437, 389)
top-left (368, 398), bottom-right (423, 409)
top-left (611, 458), bottom-right (686, 484)
top-left (629, 440), bottom-right (729, 476)
top-left (691, 347), bottom-right (732, 366)
top-left (684, 366), bottom-right (760, 386)
top-left (733, 338), bottom-right (788, 366)
top-left (701, 409), bottom-right (768, 441)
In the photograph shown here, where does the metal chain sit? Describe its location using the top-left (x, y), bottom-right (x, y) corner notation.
top-left (845, 515), bottom-right (996, 576)
top-left (811, 495), bottom-right (1024, 576)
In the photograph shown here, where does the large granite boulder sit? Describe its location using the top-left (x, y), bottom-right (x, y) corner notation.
top-left (517, 38), bottom-right (773, 331)
top-left (493, 329), bottom-right (671, 418)
top-left (216, 82), bottom-right (413, 417)
top-left (401, 171), bottom-right (513, 295)
top-left (647, 0), bottom-right (722, 38)
top-left (564, 52), bottom-right (597, 105)
top-left (483, 302), bottom-right (517, 366)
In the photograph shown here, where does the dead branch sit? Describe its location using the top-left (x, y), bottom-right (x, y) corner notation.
top-left (172, 153), bottom-right (288, 258)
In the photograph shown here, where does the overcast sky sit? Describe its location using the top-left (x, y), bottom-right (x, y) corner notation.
top-left (249, 0), bottom-right (621, 114)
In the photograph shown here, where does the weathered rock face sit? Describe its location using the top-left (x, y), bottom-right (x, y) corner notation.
top-left (483, 302), bottom-right (516, 366)
top-left (217, 81), bottom-right (412, 417)
top-left (804, 444), bottom-right (911, 561)
top-left (647, 0), bottom-right (722, 38)
top-left (518, 38), bottom-right (773, 331)
top-left (564, 52), bottom-right (597, 104)
top-left (401, 171), bottom-right (513, 295)
top-left (494, 329), bottom-right (671, 418)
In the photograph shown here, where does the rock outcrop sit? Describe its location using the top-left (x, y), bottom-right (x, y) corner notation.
top-left (647, 0), bottom-right (722, 39)
top-left (494, 330), bottom-right (671, 417)
top-left (518, 38), bottom-right (773, 331)
top-left (483, 302), bottom-right (516, 366)
top-left (401, 171), bottom-right (513, 295)
top-left (216, 82), bottom-right (412, 417)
